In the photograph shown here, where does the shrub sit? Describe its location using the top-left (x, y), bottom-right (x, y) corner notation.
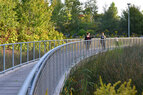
top-left (94, 77), bottom-right (137, 95)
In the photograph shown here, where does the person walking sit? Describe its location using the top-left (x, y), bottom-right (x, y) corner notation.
top-left (100, 32), bottom-right (106, 50)
top-left (85, 32), bottom-right (92, 50)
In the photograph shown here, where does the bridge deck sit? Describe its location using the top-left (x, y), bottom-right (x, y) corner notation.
top-left (0, 61), bottom-right (37, 95)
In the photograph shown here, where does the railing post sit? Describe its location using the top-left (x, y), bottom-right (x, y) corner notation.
top-left (72, 43), bottom-right (74, 64)
top-left (59, 48), bottom-right (62, 77)
top-left (80, 41), bottom-right (82, 59)
top-left (94, 39), bottom-right (95, 54)
top-left (54, 40), bottom-right (55, 48)
top-left (27, 43), bottom-right (29, 62)
top-left (49, 41), bottom-right (51, 51)
top-left (3, 45), bottom-right (5, 72)
top-left (39, 42), bottom-right (41, 58)
top-left (66, 45), bottom-right (68, 69)
top-left (98, 39), bottom-right (100, 51)
top-left (63, 46), bottom-right (65, 72)
top-left (86, 41), bottom-right (87, 57)
top-left (91, 40), bottom-right (92, 55)
top-left (33, 42), bottom-right (35, 60)
top-left (83, 40), bottom-right (85, 58)
top-left (69, 44), bottom-right (71, 66)
top-left (44, 41), bottom-right (46, 54)
top-left (20, 44), bottom-right (22, 64)
top-left (58, 40), bottom-right (60, 46)
top-left (109, 38), bottom-right (111, 50)
top-left (56, 49), bottom-right (59, 82)
top-left (12, 44), bottom-right (14, 68)
top-left (77, 42), bottom-right (79, 59)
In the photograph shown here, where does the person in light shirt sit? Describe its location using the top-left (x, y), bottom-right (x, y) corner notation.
top-left (100, 32), bottom-right (106, 50)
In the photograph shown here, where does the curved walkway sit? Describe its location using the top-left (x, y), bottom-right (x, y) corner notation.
top-left (0, 61), bottom-right (37, 95)
top-left (0, 48), bottom-right (105, 95)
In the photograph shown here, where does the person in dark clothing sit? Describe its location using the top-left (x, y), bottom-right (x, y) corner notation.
top-left (100, 32), bottom-right (106, 50)
top-left (85, 32), bottom-right (92, 50)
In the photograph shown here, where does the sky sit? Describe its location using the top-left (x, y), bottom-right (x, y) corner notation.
top-left (80, 0), bottom-right (143, 16)
top-left (62, 0), bottom-right (143, 16)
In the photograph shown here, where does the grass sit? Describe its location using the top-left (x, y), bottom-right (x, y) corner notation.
top-left (61, 45), bottom-right (143, 95)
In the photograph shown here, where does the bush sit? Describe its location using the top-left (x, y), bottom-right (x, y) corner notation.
top-left (94, 77), bottom-right (137, 95)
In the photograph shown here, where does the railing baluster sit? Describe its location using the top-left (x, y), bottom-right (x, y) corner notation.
top-left (39, 42), bottom-right (41, 58)
top-left (33, 42), bottom-right (35, 60)
top-left (58, 40), bottom-right (60, 46)
top-left (63, 46), bottom-right (65, 72)
top-left (44, 41), bottom-right (46, 54)
top-left (3, 45), bottom-right (5, 72)
top-left (20, 44), bottom-right (22, 64)
top-left (83, 40), bottom-right (85, 58)
top-left (72, 43), bottom-right (74, 64)
top-left (60, 48), bottom-right (62, 76)
top-left (49, 41), bottom-right (51, 51)
top-left (54, 40), bottom-right (55, 48)
top-left (12, 44), bottom-right (14, 68)
top-left (78, 42), bottom-right (80, 58)
top-left (66, 45), bottom-right (68, 69)
top-left (80, 41), bottom-right (82, 58)
top-left (27, 43), bottom-right (29, 62)
top-left (69, 44), bottom-right (71, 66)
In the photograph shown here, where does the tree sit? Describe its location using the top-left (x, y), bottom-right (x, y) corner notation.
top-left (100, 2), bottom-right (120, 34)
top-left (74, 0), bottom-right (99, 36)
top-left (84, 0), bottom-right (98, 22)
top-left (121, 5), bottom-right (143, 36)
top-left (0, 0), bottom-right (19, 44)
top-left (15, 0), bottom-right (64, 42)
top-left (51, 0), bottom-right (64, 32)
top-left (51, 0), bottom-right (82, 37)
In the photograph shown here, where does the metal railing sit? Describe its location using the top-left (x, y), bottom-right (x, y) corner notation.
top-left (0, 39), bottom-right (80, 73)
top-left (18, 38), bottom-right (143, 95)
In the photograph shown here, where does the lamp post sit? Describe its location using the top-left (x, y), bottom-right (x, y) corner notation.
top-left (127, 3), bottom-right (131, 37)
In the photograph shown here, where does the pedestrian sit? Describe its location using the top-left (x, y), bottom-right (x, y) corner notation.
top-left (85, 32), bottom-right (92, 50)
top-left (100, 32), bottom-right (106, 50)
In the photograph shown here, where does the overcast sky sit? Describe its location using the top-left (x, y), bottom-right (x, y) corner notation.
top-left (80, 0), bottom-right (143, 16)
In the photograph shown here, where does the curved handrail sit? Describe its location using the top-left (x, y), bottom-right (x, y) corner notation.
top-left (0, 39), bottom-right (80, 73)
top-left (18, 38), bottom-right (143, 95)
top-left (0, 39), bottom-right (80, 46)
top-left (18, 41), bottom-right (81, 95)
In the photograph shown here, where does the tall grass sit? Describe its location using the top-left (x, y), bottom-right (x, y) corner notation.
top-left (61, 45), bottom-right (143, 95)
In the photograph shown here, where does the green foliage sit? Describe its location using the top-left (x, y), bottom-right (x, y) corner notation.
top-left (16, 0), bottom-right (64, 41)
top-left (51, 0), bottom-right (82, 37)
top-left (94, 77), bottom-right (137, 95)
top-left (121, 5), bottom-right (143, 35)
top-left (0, 0), bottom-right (18, 44)
top-left (86, 29), bottom-right (94, 35)
top-left (100, 2), bottom-right (120, 33)
top-left (50, 0), bottom-right (143, 37)
top-left (77, 29), bottom-right (86, 36)
top-left (0, 0), bottom-right (64, 45)
top-left (61, 45), bottom-right (143, 95)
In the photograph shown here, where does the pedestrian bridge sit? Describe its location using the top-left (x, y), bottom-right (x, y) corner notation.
top-left (0, 38), bottom-right (142, 95)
